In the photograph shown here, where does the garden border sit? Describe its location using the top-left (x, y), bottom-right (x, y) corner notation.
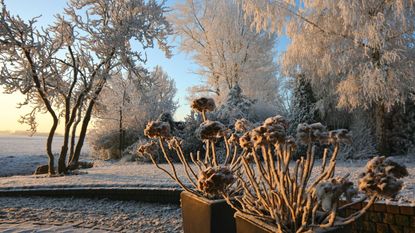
top-left (0, 186), bottom-right (182, 204)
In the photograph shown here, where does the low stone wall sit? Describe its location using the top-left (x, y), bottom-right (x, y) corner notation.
top-left (339, 200), bottom-right (415, 233)
top-left (0, 187), bottom-right (182, 204)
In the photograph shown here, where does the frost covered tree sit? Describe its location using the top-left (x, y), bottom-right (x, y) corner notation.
top-left (0, 0), bottom-right (172, 174)
top-left (289, 74), bottom-right (319, 134)
top-left (89, 66), bottom-right (177, 160)
top-left (171, 0), bottom-right (283, 108)
top-left (239, 0), bottom-right (415, 155)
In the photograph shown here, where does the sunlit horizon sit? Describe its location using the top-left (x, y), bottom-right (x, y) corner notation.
top-left (0, 0), bottom-right (197, 135)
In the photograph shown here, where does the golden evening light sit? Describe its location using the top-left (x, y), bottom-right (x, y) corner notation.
top-left (0, 0), bottom-right (414, 232)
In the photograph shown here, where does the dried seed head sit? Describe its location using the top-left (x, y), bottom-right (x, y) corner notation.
top-left (191, 97), bottom-right (216, 112)
top-left (197, 166), bottom-right (235, 198)
top-left (196, 120), bottom-right (227, 141)
top-left (328, 129), bottom-right (352, 144)
top-left (296, 122), bottom-right (328, 145)
top-left (315, 176), bottom-right (356, 211)
top-left (144, 121), bottom-right (171, 139)
top-left (251, 126), bottom-right (267, 147)
top-left (137, 141), bottom-right (158, 155)
top-left (235, 118), bottom-right (253, 133)
top-left (263, 115), bottom-right (288, 129)
top-left (249, 116), bottom-right (288, 147)
top-left (285, 136), bottom-right (297, 151)
top-left (358, 156), bottom-right (408, 198)
top-left (239, 132), bottom-right (253, 149)
top-left (228, 133), bottom-right (239, 145)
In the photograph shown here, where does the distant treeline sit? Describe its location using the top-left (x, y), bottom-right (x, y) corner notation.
top-left (0, 130), bottom-right (63, 137)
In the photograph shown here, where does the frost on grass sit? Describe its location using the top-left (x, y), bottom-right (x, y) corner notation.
top-left (0, 196), bottom-right (182, 232)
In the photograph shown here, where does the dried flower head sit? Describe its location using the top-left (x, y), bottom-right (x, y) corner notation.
top-left (144, 121), bottom-right (171, 139)
top-left (328, 129), bottom-right (352, 144)
top-left (285, 136), bottom-right (297, 151)
top-left (234, 118), bottom-right (253, 133)
top-left (228, 133), bottom-right (239, 145)
top-left (315, 176), bottom-right (356, 211)
top-left (197, 166), bottom-right (235, 198)
top-left (247, 116), bottom-right (288, 147)
top-left (137, 141), bottom-right (158, 155)
top-left (263, 115), bottom-right (288, 129)
top-left (296, 122), bottom-right (328, 145)
top-left (239, 132), bottom-right (253, 149)
top-left (191, 97), bottom-right (216, 112)
top-left (358, 156), bottom-right (408, 198)
top-left (196, 120), bottom-right (227, 141)
top-left (250, 126), bottom-right (267, 147)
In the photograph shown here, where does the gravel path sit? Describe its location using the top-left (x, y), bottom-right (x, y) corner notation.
top-left (0, 196), bottom-right (182, 233)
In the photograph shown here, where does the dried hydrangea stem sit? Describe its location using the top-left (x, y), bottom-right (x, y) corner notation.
top-left (201, 110), bottom-right (207, 121)
top-left (318, 203), bottom-right (338, 228)
top-left (176, 145), bottom-right (198, 179)
top-left (190, 152), bottom-right (203, 174)
top-left (251, 149), bottom-right (273, 189)
top-left (148, 152), bottom-right (196, 195)
top-left (211, 141), bottom-right (218, 166)
top-left (157, 138), bottom-right (194, 194)
top-left (204, 141), bottom-right (210, 165)
top-left (307, 144), bottom-right (339, 193)
top-left (173, 145), bottom-right (197, 188)
top-left (241, 157), bottom-right (274, 214)
top-left (223, 136), bottom-right (231, 165)
top-left (321, 147), bottom-right (328, 173)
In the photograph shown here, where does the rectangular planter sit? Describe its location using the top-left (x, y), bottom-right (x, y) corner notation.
top-left (234, 212), bottom-right (277, 233)
top-left (181, 191), bottom-right (236, 233)
top-left (235, 212), bottom-right (351, 233)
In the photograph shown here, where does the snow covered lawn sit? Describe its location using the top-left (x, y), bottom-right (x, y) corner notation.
top-left (0, 162), bottom-right (188, 189)
top-left (0, 157), bottom-right (414, 203)
top-left (0, 196), bottom-right (182, 233)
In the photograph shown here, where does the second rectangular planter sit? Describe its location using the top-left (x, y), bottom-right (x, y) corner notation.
top-left (181, 191), bottom-right (236, 233)
top-left (235, 212), bottom-right (352, 233)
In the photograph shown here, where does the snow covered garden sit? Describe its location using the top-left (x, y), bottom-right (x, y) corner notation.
top-left (0, 0), bottom-right (414, 232)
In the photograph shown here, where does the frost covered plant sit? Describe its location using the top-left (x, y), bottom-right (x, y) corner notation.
top-left (197, 166), bottom-right (235, 198)
top-left (358, 156), bottom-right (408, 198)
top-left (195, 120), bottom-right (227, 141)
top-left (191, 97), bottom-right (216, 121)
top-left (222, 117), bottom-right (408, 233)
top-left (144, 121), bottom-right (171, 139)
top-left (315, 176), bottom-right (356, 211)
top-left (142, 98), bottom-right (240, 199)
top-left (235, 118), bottom-right (254, 133)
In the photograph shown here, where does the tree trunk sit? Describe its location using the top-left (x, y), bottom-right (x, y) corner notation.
top-left (23, 49), bottom-right (58, 175)
top-left (58, 101), bottom-right (71, 174)
top-left (46, 117), bottom-right (58, 175)
top-left (68, 106), bottom-right (82, 167)
top-left (373, 103), bottom-right (391, 156)
top-left (72, 99), bottom-right (96, 164)
top-left (119, 106), bottom-right (123, 159)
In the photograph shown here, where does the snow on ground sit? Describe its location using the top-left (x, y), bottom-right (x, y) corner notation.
top-left (0, 155), bottom-right (47, 177)
top-left (0, 196), bottom-right (182, 233)
top-left (0, 157), bottom-right (414, 203)
top-left (0, 135), bottom-right (89, 177)
top-left (0, 162), bottom-right (188, 189)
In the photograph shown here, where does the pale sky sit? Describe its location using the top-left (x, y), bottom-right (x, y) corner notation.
top-left (0, 0), bottom-right (288, 135)
top-left (0, 0), bottom-right (201, 134)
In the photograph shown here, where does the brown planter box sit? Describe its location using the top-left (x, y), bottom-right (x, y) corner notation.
top-left (235, 212), bottom-right (351, 233)
top-left (234, 212), bottom-right (277, 233)
top-left (181, 191), bottom-right (236, 233)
